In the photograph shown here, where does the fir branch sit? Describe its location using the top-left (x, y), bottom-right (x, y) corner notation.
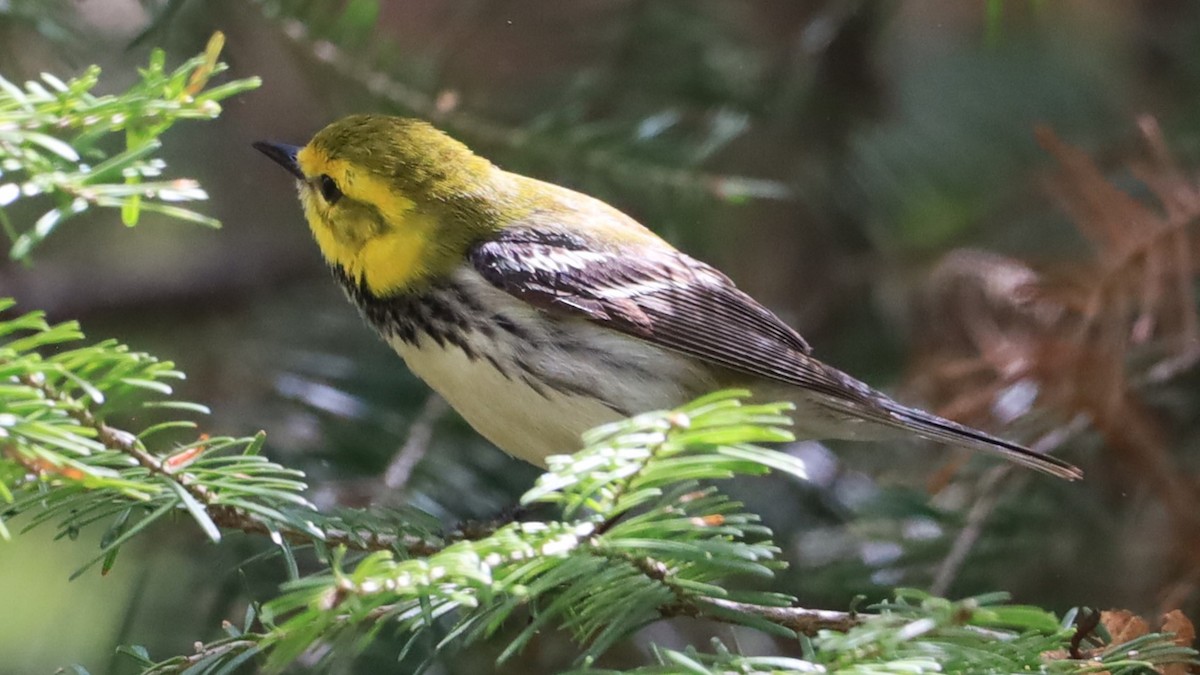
top-left (0, 304), bottom-right (448, 556)
top-left (206, 506), bottom-right (445, 558)
top-left (0, 32), bottom-right (260, 260)
top-left (226, 394), bottom-right (861, 670)
top-left (140, 590), bottom-right (1199, 675)
top-left (98, 388), bottom-right (1195, 673)
top-left (0, 301), bottom-right (324, 567)
top-left (145, 392), bottom-right (809, 671)
top-left (17, 370), bottom-right (213, 502)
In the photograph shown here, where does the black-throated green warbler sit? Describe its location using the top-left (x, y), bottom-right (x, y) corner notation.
top-left (254, 115), bottom-right (1081, 481)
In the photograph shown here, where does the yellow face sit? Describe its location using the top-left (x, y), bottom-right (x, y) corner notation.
top-left (259, 115), bottom-right (514, 296)
top-left (295, 144), bottom-right (440, 296)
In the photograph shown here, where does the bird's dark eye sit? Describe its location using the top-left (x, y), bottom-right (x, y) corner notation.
top-left (317, 174), bottom-right (342, 204)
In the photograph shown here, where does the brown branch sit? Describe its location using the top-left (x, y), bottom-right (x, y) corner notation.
top-left (1037, 123), bottom-right (1200, 389)
top-left (145, 634), bottom-right (263, 674)
top-left (622, 551), bottom-right (861, 635)
top-left (380, 394), bottom-right (447, 492)
top-left (930, 465), bottom-right (1012, 597)
top-left (666, 596), bottom-right (861, 635)
top-left (930, 417), bottom-right (1090, 596)
top-left (19, 373), bottom-right (215, 504)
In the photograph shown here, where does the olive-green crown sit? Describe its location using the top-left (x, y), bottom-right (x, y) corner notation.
top-left (307, 115), bottom-right (496, 203)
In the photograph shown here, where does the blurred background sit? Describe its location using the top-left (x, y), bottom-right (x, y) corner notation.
top-left (2, 0), bottom-right (1200, 672)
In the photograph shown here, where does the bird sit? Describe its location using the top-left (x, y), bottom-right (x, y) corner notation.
top-left (253, 114), bottom-right (1081, 481)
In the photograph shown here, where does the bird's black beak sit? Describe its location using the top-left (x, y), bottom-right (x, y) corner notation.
top-left (252, 141), bottom-right (305, 180)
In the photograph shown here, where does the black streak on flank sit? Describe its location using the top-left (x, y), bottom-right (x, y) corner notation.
top-left (330, 264), bottom-right (475, 356)
top-left (329, 263), bottom-right (638, 410)
top-left (328, 264), bottom-right (524, 382)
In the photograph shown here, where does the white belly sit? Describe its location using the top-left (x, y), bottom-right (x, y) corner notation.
top-left (388, 270), bottom-right (718, 465)
top-left (392, 336), bottom-right (623, 463)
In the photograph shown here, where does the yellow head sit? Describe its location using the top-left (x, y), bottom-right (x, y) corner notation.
top-left (255, 115), bottom-right (509, 296)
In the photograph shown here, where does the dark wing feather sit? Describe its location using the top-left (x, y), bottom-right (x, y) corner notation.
top-left (468, 228), bottom-right (1083, 482)
top-left (466, 230), bottom-right (868, 397)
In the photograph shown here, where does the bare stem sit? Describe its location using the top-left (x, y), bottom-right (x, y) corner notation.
top-left (930, 417), bottom-right (1089, 595)
top-left (673, 597), bottom-right (861, 635)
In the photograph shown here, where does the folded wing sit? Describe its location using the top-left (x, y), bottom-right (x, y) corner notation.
top-left (468, 228), bottom-right (1081, 481)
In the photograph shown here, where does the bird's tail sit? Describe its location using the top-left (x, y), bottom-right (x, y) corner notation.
top-left (879, 399), bottom-right (1082, 480)
top-left (798, 372), bottom-right (1083, 481)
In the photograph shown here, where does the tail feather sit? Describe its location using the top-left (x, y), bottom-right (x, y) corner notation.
top-left (805, 380), bottom-right (1084, 481)
top-left (885, 402), bottom-right (1083, 481)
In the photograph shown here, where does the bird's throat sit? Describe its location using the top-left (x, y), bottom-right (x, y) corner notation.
top-left (311, 210), bottom-right (440, 296)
